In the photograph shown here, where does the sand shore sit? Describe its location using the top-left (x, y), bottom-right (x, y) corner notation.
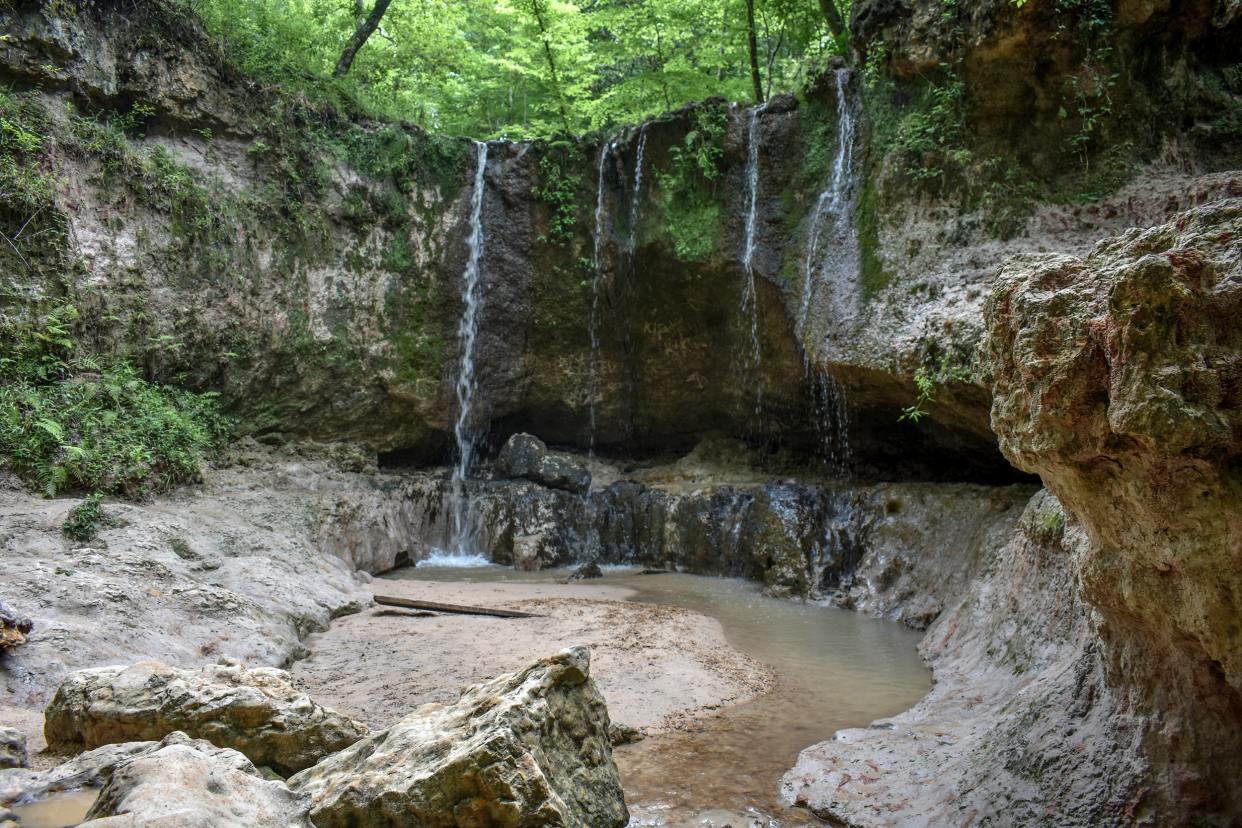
top-left (288, 576), bottom-right (773, 733)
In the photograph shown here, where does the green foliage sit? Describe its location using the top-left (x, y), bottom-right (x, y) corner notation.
top-left (62, 493), bottom-right (113, 542)
top-left (898, 68), bottom-right (969, 180)
top-left (533, 144), bottom-right (584, 246)
top-left (655, 104), bottom-right (727, 260)
top-left (0, 302), bottom-right (227, 498)
top-left (1054, 0), bottom-right (1117, 163)
top-left (899, 346), bottom-right (976, 423)
top-left (899, 366), bottom-right (936, 423)
top-left (1040, 502), bottom-right (1065, 533)
top-left (184, 0), bottom-right (844, 139)
top-left (0, 88), bottom-right (65, 270)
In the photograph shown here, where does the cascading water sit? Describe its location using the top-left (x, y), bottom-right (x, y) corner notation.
top-left (448, 141), bottom-right (489, 554)
top-left (800, 69), bottom-right (859, 474)
top-left (587, 140), bottom-right (614, 463)
top-left (628, 126), bottom-right (647, 253)
top-left (738, 103), bottom-right (767, 432)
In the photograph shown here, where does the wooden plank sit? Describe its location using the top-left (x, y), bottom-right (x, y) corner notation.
top-left (372, 594), bottom-right (539, 618)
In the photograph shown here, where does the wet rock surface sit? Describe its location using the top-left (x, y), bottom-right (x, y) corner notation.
top-left (45, 658), bottom-right (368, 776)
top-left (288, 646), bottom-right (628, 828)
top-left (782, 491), bottom-right (1146, 827)
top-left (978, 198), bottom-right (1242, 823)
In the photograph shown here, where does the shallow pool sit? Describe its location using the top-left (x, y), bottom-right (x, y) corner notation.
top-left (392, 564), bottom-right (930, 826)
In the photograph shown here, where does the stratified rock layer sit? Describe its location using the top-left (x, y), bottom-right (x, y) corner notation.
top-left (979, 198), bottom-right (1242, 823)
top-left (288, 646), bottom-right (628, 828)
top-left (44, 658), bottom-right (368, 776)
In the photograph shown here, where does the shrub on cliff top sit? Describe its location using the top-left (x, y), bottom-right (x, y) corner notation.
top-left (0, 302), bottom-right (227, 498)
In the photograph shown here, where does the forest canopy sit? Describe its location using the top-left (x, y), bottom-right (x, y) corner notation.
top-left (185, 0), bottom-right (848, 138)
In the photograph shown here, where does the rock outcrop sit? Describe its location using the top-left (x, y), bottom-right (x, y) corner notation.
top-left (0, 451), bottom-right (374, 707)
top-left (782, 491), bottom-right (1147, 827)
top-left (288, 646), bottom-right (628, 828)
top-left (45, 658), bottom-right (368, 776)
top-left (495, 434), bottom-right (591, 494)
top-left (978, 199), bottom-right (1242, 822)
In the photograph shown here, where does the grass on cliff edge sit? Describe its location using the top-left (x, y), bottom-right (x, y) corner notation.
top-left (0, 302), bottom-right (227, 498)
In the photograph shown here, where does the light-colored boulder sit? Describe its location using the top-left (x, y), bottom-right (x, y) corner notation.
top-left (44, 657), bottom-right (368, 776)
top-left (0, 729), bottom-right (25, 770)
top-left (288, 646), bottom-right (628, 828)
top-left (84, 736), bottom-right (313, 828)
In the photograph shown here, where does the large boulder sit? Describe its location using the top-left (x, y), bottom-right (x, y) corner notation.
top-left (44, 658), bottom-right (368, 776)
top-left (287, 646), bottom-right (628, 828)
top-left (84, 734), bottom-right (313, 828)
top-left (0, 732), bottom-right (312, 828)
top-left (495, 434), bottom-right (591, 494)
top-left (979, 198), bottom-right (1242, 822)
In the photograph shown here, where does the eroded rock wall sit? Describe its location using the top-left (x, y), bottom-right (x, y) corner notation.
top-left (978, 199), bottom-right (1242, 822)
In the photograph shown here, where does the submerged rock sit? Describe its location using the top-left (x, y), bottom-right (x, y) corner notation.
top-left (569, 561), bottom-right (602, 580)
top-left (0, 730), bottom-right (25, 770)
top-left (496, 434), bottom-right (591, 494)
top-left (44, 657), bottom-right (368, 776)
top-left (288, 646), bottom-right (628, 828)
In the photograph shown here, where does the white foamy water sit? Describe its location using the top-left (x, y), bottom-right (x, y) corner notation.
top-left (448, 141), bottom-right (489, 554)
top-left (415, 552), bottom-right (496, 568)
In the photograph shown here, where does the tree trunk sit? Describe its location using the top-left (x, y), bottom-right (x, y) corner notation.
top-left (745, 0), bottom-right (763, 103)
top-left (818, 0), bottom-right (846, 38)
top-left (334, 0), bottom-right (394, 77)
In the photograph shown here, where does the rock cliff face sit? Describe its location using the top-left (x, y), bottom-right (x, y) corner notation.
top-left (978, 198), bottom-right (1242, 823)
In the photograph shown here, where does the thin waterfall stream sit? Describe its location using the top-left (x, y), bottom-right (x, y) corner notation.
top-left (448, 141), bottom-right (489, 555)
top-left (802, 69), bottom-right (859, 473)
top-left (739, 103), bottom-right (767, 435)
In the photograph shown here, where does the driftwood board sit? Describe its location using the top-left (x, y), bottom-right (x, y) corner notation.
top-left (372, 594), bottom-right (539, 618)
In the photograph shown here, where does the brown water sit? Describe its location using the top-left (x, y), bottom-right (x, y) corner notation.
top-left (394, 564), bottom-right (931, 827)
top-left (11, 789), bottom-right (99, 828)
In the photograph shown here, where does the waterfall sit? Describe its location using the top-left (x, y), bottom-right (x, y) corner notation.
top-left (448, 141), bottom-right (489, 554)
top-left (628, 126), bottom-right (647, 253)
top-left (799, 69), bottom-right (859, 335)
top-left (587, 141), bottom-right (614, 464)
top-left (800, 68), bottom-right (859, 475)
top-left (739, 104), bottom-right (767, 429)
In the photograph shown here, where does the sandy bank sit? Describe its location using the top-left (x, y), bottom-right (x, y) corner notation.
top-left (289, 577), bottom-right (773, 733)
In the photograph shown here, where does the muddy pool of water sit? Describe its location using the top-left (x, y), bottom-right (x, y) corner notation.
top-left (392, 564), bottom-right (931, 827)
top-left (11, 789), bottom-right (99, 828)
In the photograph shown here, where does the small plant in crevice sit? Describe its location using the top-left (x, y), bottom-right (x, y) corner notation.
top-left (900, 366), bottom-right (937, 423)
top-left (62, 493), bottom-right (113, 542)
top-left (899, 345), bottom-right (978, 423)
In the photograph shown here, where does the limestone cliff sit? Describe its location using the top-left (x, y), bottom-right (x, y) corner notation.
top-left (979, 198), bottom-right (1242, 822)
